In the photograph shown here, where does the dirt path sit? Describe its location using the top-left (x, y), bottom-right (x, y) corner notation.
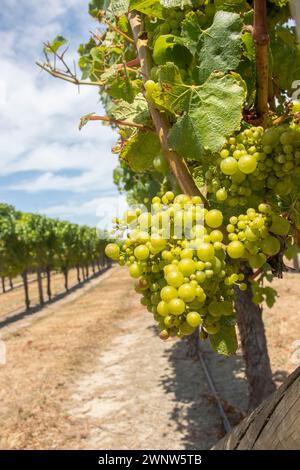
top-left (0, 267), bottom-right (298, 450)
top-left (69, 315), bottom-right (227, 450)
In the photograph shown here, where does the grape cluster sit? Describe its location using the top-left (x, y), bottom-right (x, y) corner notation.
top-left (105, 189), bottom-right (294, 342)
top-left (159, 9), bottom-right (185, 36)
top-left (208, 125), bottom-right (300, 207)
top-left (225, 205), bottom-right (291, 269)
top-left (106, 192), bottom-right (249, 342)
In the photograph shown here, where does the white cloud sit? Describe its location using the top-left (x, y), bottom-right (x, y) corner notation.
top-left (0, 0), bottom-right (124, 229)
top-left (9, 166), bottom-right (117, 194)
top-left (41, 194), bottom-right (129, 230)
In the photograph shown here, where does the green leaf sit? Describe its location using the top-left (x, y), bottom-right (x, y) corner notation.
top-left (158, 63), bottom-right (188, 113)
top-left (111, 93), bottom-right (150, 125)
top-left (120, 131), bottom-right (161, 172)
top-left (89, 0), bottom-right (110, 16)
top-left (111, 0), bottom-right (129, 15)
top-left (168, 72), bottom-right (245, 157)
top-left (242, 32), bottom-right (255, 62)
top-left (209, 324), bottom-right (238, 356)
top-left (168, 114), bottom-right (204, 160)
top-left (181, 11), bottom-right (202, 55)
top-left (271, 27), bottom-right (300, 95)
top-left (198, 10), bottom-right (242, 84)
top-left (264, 286), bottom-right (278, 308)
top-left (44, 35), bottom-right (68, 54)
top-left (160, 0), bottom-right (193, 7)
top-left (129, 0), bottom-right (163, 18)
top-left (214, 0), bottom-right (247, 13)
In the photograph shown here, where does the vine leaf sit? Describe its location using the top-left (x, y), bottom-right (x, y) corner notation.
top-left (111, 0), bottom-right (129, 15)
top-left (181, 11), bottom-right (203, 55)
top-left (129, 0), bottom-right (163, 18)
top-left (79, 113), bottom-right (95, 131)
top-left (158, 62), bottom-right (190, 113)
top-left (214, 0), bottom-right (247, 13)
top-left (111, 93), bottom-right (150, 125)
top-left (168, 72), bottom-right (246, 157)
top-left (160, 0), bottom-right (193, 8)
top-left (198, 10), bottom-right (242, 84)
top-left (271, 26), bottom-right (300, 95)
top-left (44, 35), bottom-right (68, 54)
top-left (168, 114), bottom-right (203, 159)
top-left (209, 323), bottom-right (238, 356)
top-left (120, 131), bottom-right (160, 171)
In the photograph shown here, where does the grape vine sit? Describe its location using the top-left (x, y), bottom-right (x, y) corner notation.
top-left (38, 0), bottom-right (300, 399)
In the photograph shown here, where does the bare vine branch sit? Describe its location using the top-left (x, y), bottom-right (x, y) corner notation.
top-left (79, 114), bottom-right (153, 131)
top-left (36, 61), bottom-right (103, 86)
top-left (128, 12), bottom-right (204, 200)
top-left (104, 19), bottom-right (135, 44)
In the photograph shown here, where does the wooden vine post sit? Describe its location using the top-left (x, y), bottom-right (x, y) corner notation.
top-left (213, 365), bottom-right (300, 450)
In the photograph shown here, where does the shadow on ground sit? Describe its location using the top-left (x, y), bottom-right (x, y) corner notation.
top-left (149, 324), bottom-right (289, 450)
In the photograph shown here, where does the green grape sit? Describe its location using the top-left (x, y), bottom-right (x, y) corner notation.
top-left (220, 157), bottom-right (238, 175)
top-left (129, 263), bottom-right (142, 278)
top-left (134, 245), bottom-right (150, 260)
top-left (178, 283), bottom-right (196, 302)
top-left (261, 235), bottom-right (281, 256)
top-left (153, 153), bottom-right (169, 174)
top-left (186, 311), bottom-right (202, 328)
top-left (159, 330), bottom-right (169, 340)
top-left (168, 298), bottom-right (185, 315)
top-left (270, 214), bottom-right (290, 235)
top-left (239, 283), bottom-right (247, 291)
top-left (216, 188), bottom-right (228, 201)
top-left (157, 300), bottom-right (170, 316)
top-left (227, 241), bottom-right (245, 259)
top-left (197, 242), bottom-right (215, 261)
top-left (238, 154), bottom-right (257, 174)
top-left (208, 300), bottom-right (222, 317)
top-left (164, 315), bottom-right (173, 328)
top-left (178, 258), bottom-right (196, 276)
top-left (205, 209), bottom-right (223, 228)
top-left (160, 285), bottom-right (178, 301)
top-left (105, 243), bottom-right (120, 260)
top-left (165, 269), bottom-right (184, 287)
top-left (180, 248), bottom-right (194, 259)
top-left (209, 230), bottom-right (223, 242)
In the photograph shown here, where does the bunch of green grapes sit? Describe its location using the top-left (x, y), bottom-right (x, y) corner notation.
top-left (105, 189), bottom-right (297, 345)
top-left (225, 204), bottom-right (292, 269)
top-left (208, 125), bottom-right (300, 207)
top-left (105, 192), bottom-right (253, 343)
top-left (159, 8), bottom-right (186, 36)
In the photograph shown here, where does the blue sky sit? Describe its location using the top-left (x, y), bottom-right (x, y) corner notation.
top-left (0, 0), bottom-right (126, 229)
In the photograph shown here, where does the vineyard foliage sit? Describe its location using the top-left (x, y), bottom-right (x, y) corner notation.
top-left (39, 0), bottom-right (300, 355)
top-left (0, 203), bottom-right (108, 307)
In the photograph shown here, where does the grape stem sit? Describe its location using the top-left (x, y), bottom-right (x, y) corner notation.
top-left (128, 11), bottom-right (206, 201)
top-left (104, 19), bottom-right (135, 44)
top-left (116, 58), bottom-right (140, 69)
top-left (81, 114), bottom-right (153, 131)
top-left (250, 267), bottom-right (264, 280)
top-left (253, 0), bottom-right (269, 128)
